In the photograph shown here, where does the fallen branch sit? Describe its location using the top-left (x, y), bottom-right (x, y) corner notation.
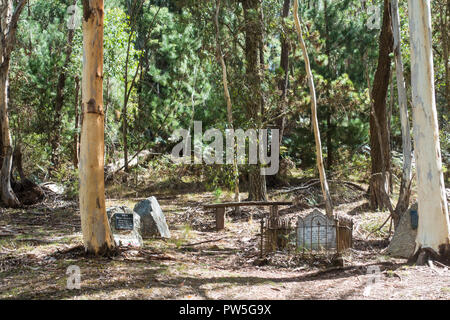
top-left (182, 237), bottom-right (225, 247)
top-left (277, 180), bottom-right (321, 194)
top-left (105, 150), bottom-right (160, 175)
top-left (277, 179), bottom-right (366, 194)
top-left (336, 180), bottom-right (367, 192)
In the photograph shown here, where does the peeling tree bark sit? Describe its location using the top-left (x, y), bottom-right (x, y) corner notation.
top-left (391, 0), bottom-right (412, 226)
top-left (293, 0), bottom-right (333, 217)
top-left (278, 0), bottom-right (290, 143)
top-left (440, 0), bottom-right (450, 105)
top-left (407, 0), bottom-right (449, 260)
top-left (323, 0), bottom-right (334, 172)
top-left (0, 0), bottom-right (26, 208)
top-left (369, 0), bottom-right (393, 211)
top-left (0, 64), bottom-right (18, 208)
top-left (73, 75), bottom-right (80, 169)
top-left (80, 0), bottom-right (115, 255)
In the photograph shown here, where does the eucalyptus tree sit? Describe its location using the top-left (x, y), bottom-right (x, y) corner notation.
top-left (293, 0), bottom-right (333, 216)
top-left (277, 0), bottom-right (290, 143)
top-left (51, 0), bottom-right (79, 169)
top-left (407, 0), bottom-right (449, 263)
top-left (102, 5), bottom-right (142, 169)
top-left (215, 0), bottom-right (240, 207)
top-left (121, 0), bottom-right (145, 173)
top-left (391, 0), bottom-right (412, 225)
top-left (79, 0), bottom-right (115, 254)
top-left (0, 0), bottom-right (27, 207)
top-left (292, 0), bottom-right (376, 172)
top-left (368, 0), bottom-right (393, 210)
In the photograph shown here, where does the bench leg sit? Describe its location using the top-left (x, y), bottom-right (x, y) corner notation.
top-left (216, 207), bottom-right (225, 231)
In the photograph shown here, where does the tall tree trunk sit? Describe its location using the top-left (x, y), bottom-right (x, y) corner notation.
top-left (0, 0), bottom-right (26, 208)
top-left (323, 0), bottom-right (333, 172)
top-left (215, 0), bottom-right (240, 207)
top-left (51, 0), bottom-right (78, 170)
top-left (293, 0), bottom-right (333, 217)
top-left (73, 75), bottom-right (80, 169)
top-left (388, 69), bottom-right (394, 191)
top-left (122, 44), bottom-right (130, 173)
top-left (242, 0), bottom-right (267, 201)
top-left (440, 0), bottom-right (450, 106)
top-left (326, 108), bottom-right (333, 171)
top-left (13, 144), bottom-right (26, 182)
top-left (278, 0), bottom-right (290, 143)
top-left (369, 0), bottom-right (393, 210)
top-left (121, 18), bottom-right (136, 174)
top-left (119, 2), bottom-right (156, 174)
top-left (407, 0), bottom-right (449, 262)
top-left (0, 62), bottom-right (18, 207)
top-left (122, 85), bottom-right (129, 173)
top-left (446, 0), bottom-right (449, 106)
top-left (391, 0), bottom-right (412, 227)
top-left (80, 0), bottom-right (115, 255)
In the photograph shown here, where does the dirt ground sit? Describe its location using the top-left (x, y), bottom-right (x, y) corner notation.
top-left (0, 182), bottom-right (449, 300)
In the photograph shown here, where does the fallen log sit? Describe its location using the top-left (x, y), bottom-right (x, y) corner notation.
top-left (105, 150), bottom-right (160, 177)
top-left (277, 179), bottom-right (366, 194)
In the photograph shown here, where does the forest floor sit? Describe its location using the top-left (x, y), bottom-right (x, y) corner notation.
top-left (0, 177), bottom-right (449, 300)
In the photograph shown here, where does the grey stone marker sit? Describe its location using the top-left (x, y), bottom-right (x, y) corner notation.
top-left (106, 206), bottom-right (143, 247)
top-left (297, 209), bottom-right (336, 250)
top-left (133, 197), bottom-right (171, 239)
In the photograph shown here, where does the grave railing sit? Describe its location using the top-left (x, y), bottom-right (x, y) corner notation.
top-left (259, 212), bottom-right (353, 257)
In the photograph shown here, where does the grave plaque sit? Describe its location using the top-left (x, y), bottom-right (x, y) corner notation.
top-left (114, 213), bottom-right (134, 230)
top-left (107, 206), bottom-right (143, 247)
top-left (296, 209), bottom-right (336, 250)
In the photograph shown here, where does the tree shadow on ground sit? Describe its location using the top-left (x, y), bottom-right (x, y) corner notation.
top-left (6, 241), bottom-right (405, 300)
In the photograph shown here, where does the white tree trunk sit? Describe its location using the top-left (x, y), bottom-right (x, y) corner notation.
top-left (0, 63), bottom-right (19, 207)
top-left (79, 0), bottom-right (115, 254)
top-left (0, 0), bottom-right (26, 208)
top-left (293, 0), bottom-right (333, 217)
top-left (408, 0), bottom-right (449, 255)
top-left (391, 0), bottom-right (412, 222)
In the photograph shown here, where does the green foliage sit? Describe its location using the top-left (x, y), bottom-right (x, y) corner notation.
top-left (53, 164), bottom-right (79, 199)
top-left (5, 0), bottom-right (448, 193)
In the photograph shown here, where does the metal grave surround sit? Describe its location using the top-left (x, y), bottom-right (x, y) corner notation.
top-left (296, 209), bottom-right (336, 250)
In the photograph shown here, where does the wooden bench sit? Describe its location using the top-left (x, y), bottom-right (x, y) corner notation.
top-left (204, 201), bottom-right (293, 230)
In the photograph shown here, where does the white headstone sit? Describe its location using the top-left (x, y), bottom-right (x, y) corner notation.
top-left (296, 209), bottom-right (336, 250)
